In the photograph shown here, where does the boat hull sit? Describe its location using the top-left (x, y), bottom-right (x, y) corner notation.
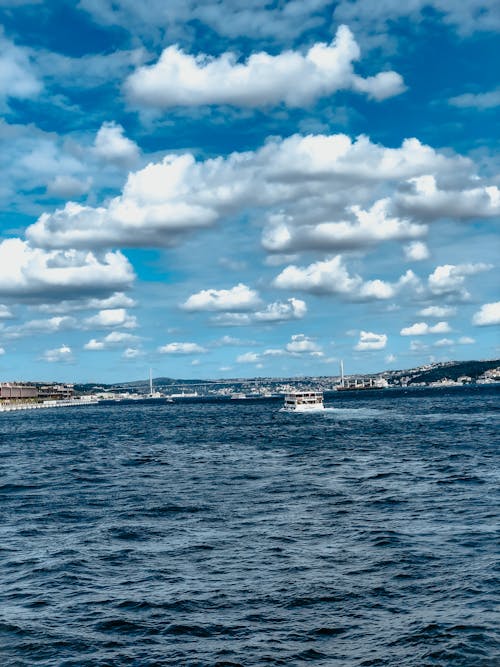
top-left (281, 404), bottom-right (325, 412)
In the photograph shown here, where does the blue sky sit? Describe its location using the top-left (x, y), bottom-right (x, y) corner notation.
top-left (0, 0), bottom-right (498, 383)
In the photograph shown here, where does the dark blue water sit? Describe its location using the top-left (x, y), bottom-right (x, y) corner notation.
top-left (1, 386), bottom-right (499, 666)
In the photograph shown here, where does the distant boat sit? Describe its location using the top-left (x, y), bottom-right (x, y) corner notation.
top-left (281, 391), bottom-right (324, 412)
top-left (231, 392), bottom-right (246, 399)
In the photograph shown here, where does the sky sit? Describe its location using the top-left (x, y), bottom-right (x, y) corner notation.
top-left (0, 0), bottom-right (499, 383)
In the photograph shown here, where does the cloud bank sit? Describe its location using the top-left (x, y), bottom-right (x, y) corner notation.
top-left (27, 132), bottom-right (481, 253)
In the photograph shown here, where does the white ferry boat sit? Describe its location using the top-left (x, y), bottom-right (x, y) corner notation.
top-left (282, 391), bottom-right (324, 412)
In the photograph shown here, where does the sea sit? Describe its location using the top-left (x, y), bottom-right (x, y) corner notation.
top-left (1, 385), bottom-right (498, 667)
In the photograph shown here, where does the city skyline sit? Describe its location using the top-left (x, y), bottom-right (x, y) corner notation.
top-left (0, 1), bottom-right (499, 383)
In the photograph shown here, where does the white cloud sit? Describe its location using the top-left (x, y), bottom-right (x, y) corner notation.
top-left (47, 175), bottom-right (92, 199)
top-left (355, 330), bottom-right (387, 350)
top-left (286, 333), bottom-right (322, 355)
top-left (212, 335), bottom-right (254, 347)
top-left (27, 132), bottom-right (470, 251)
top-left (472, 302), bottom-right (500, 326)
top-left (434, 338), bottom-right (454, 347)
top-left (409, 340), bottom-right (429, 352)
top-left (42, 344), bottom-right (73, 363)
top-left (396, 174), bottom-right (500, 222)
top-left (0, 238), bottom-right (134, 301)
top-left (428, 262), bottom-right (492, 299)
top-left (84, 308), bottom-right (137, 329)
top-left (0, 304), bottom-right (13, 319)
top-left (84, 331), bottom-right (140, 350)
top-left (273, 255), bottom-right (412, 300)
top-left (0, 29), bottom-right (42, 107)
top-left (182, 283), bottom-right (261, 312)
top-left (418, 305), bottom-right (456, 318)
top-left (255, 298), bottom-right (307, 322)
top-left (4, 315), bottom-right (78, 338)
top-left (385, 353), bottom-right (396, 363)
top-left (263, 198), bottom-right (425, 254)
top-left (458, 336), bottom-right (475, 344)
top-left (35, 292), bottom-right (136, 314)
top-left (123, 347), bottom-right (143, 358)
top-left (235, 333), bottom-right (324, 363)
top-left (211, 298), bottom-right (307, 326)
top-left (125, 26), bottom-right (405, 110)
top-left (400, 321), bottom-right (451, 336)
top-left (236, 352), bottom-right (260, 363)
top-left (450, 87), bottom-right (500, 109)
top-left (158, 342), bottom-right (206, 354)
top-left (404, 240), bottom-right (430, 261)
top-left (93, 121), bottom-right (140, 166)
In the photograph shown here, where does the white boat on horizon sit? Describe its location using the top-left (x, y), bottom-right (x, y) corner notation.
top-left (281, 391), bottom-right (325, 412)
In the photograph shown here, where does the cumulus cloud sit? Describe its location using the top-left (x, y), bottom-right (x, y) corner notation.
top-left (355, 330), bottom-right (387, 350)
top-left (236, 333), bottom-right (323, 363)
top-left (427, 262), bottom-right (492, 299)
top-left (255, 298), bottom-right (307, 323)
top-left (158, 341), bottom-right (206, 354)
top-left (27, 132), bottom-right (470, 251)
top-left (211, 298), bottom-right (307, 326)
top-left (84, 331), bottom-right (140, 350)
top-left (182, 283), bottom-right (261, 312)
top-left (404, 240), bottom-right (430, 261)
top-left (42, 344), bottom-right (73, 363)
top-left (126, 26), bottom-right (405, 110)
top-left (0, 238), bottom-right (134, 301)
top-left (93, 121), bottom-right (140, 166)
top-left (286, 333), bottom-right (322, 355)
top-left (263, 198), bottom-right (425, 254)
top-left (472, 302), bottom-right (500, 326)
top-left (84, 308), bottom-right (137, 329)
top-left (273, 255), bottom-right (415, 300)
top-left (396, 174), bottom-right (500, 222)
top-left (418, 305), bottom-right (456, 318)
top-left (400, 321), bottom-right (451, 336)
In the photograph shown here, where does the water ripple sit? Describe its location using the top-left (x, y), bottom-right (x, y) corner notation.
top-left (0, 385), bottom-right (498, 665)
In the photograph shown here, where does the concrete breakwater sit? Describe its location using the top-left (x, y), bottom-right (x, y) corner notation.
top-left (0, 398), bottom-right (99, 413)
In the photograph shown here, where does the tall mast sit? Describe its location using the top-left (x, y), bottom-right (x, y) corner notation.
top-left (149, 368), bottom-right (153, 395)
top-left (340, 360), bottom-right (344, 385)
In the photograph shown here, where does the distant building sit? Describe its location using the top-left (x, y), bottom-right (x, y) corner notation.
top-left (0, 383), bottom-right (38, 400)
top-left (38, 384), bottom-right (74, 400)
top-left (0, 382), bottom-right (74, 401)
